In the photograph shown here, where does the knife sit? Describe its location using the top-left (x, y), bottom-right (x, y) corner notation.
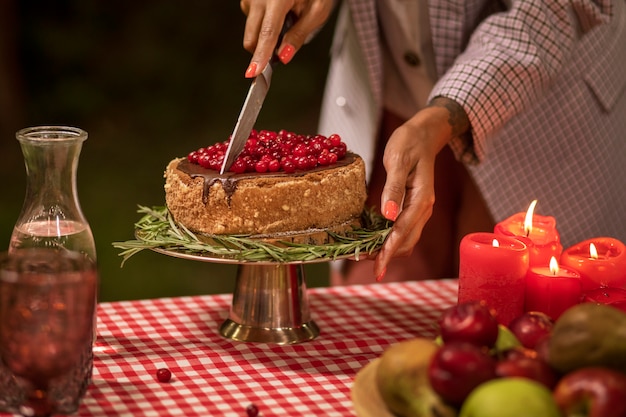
top-left (220, 12), bottom-right (296, 175)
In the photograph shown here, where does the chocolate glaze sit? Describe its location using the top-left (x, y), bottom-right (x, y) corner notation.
top-left (176, 152), bottom-right (358, 206)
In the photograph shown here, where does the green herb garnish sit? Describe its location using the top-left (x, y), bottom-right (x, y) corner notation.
top-left (113, 205), bottom-right (392, 265)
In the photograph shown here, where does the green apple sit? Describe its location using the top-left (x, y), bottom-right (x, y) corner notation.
top-left (493, 324), bottom-right (521, 353)
top-left (459, 378), bottom-right (561, 417)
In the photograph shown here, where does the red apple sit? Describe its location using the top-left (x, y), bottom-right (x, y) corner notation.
top-left (495, 356), bottom-right (559, 389)
top-left (438, 300), bottom-right (499, 349)
top-left (427, 341), bottom-right (497, 406)
top-left (534, 334), bottom-right (552, 364)
top-left (508, 311), bottom-right (553, 349)
top-left (553, 367), bottom-right (626, 417)
top-left (500, 345), bottom-right (539, 361)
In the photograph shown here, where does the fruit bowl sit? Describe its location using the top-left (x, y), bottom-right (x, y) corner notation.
top-left (352, 358), bottom-right (395, 417)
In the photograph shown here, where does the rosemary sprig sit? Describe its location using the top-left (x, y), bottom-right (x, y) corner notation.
top-left (112, 205), bottom-right (392, 265)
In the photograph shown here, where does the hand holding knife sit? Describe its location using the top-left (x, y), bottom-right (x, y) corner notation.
top-left (220, 12), bottom-right (297, 175)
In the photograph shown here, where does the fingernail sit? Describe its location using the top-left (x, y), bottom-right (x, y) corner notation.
top-left (278, 43), bottom-right (295, 64)
top-left (376, 267), bottom-right (387, 282)
top-left (245, 62), bottom-right (258, 78)
top-left (383, 201), bottom-right (399, 221)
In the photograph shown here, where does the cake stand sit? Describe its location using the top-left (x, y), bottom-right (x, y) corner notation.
top-left (150, 247), bottom-right (360, 345)
top-left (117, 206), bottom-right (390, 345)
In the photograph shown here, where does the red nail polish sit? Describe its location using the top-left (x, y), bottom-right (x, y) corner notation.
top-left (278, 44), bottom-right (295, 64)
top-left (376, 267), bottom-right (387, 282)
top-left (245, 62), bottom-right (258, 78)
top-left (383, 201), bottom-right (399, 221)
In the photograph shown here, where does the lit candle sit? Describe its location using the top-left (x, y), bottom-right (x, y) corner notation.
top-left (560, 237), bottom-right (626, 291)
top-left (494, 200), bottom-right (563, 267)
top-left (525, 256), bottom-right (582, 320)
top-left (458, 232), bottom-right (529, 326)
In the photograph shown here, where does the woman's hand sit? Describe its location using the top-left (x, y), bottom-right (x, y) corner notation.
top-left (240, 0), bottom-right (334, 77)
top-left (374, 98), bottom-right (471, 280)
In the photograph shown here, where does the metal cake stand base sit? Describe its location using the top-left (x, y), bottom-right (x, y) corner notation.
top-left (151, 248), bottom-right (338, 345)
top-left (218, 263), bottom-right (320, 344)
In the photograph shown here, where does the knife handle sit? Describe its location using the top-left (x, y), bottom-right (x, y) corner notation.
top-left (270, 11), bottom-right (297, 66)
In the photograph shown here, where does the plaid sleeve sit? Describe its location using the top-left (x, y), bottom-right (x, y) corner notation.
top-left (430, 0), bottom-right (614, 164)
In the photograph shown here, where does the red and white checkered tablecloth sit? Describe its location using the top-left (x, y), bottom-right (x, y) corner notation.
top-left (2, 279), bottom-right (458, 417)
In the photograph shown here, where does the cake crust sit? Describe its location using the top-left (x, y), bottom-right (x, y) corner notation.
top-left (164, 153), bottom-right (367, 238)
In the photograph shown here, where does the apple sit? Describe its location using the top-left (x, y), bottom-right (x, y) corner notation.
top-left (493, 324), bottom-right (521, 354)
top-left (459, 377), bottom-right (561, 417)
top-left (427, 341), bottom-right (497, 406)
top-left (553, 367), bottom-right (626, 417)
top-left (534, 334), bottom-right (552, 363)
top-left (500, 345), bottom-right (538, 361)
top-left (507, 311), bottom-right (553, 349)
top-left (438, 300), bottom-right (499, 349)
top-left (495, 355), bottom-right (559, 389)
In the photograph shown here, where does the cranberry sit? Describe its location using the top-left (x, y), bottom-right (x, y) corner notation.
top-left (245, 403), bottom-right (259, 417)
top-left (282, 160), bottom-right (296, 173)
top-left (293, 143), bottom-right (308, 157)
top-left (231, 158), bottom-right (247, 174)
top-left (329, 133), bottom-right (342, 147)
top-left (156, 368), bottom-right (172, 383)
top-left (295, 156), bottom-right (309, 170)
top-left (188, 130), bottom-right (348, 173)
top-left (268, 159), bottom-right (280, 172)
top-left (187, 151), bottom-right (199, 163)
top-left (255, 160), bottom-right (268, 173)
top-left (198, 154), bottom-right (212, 169)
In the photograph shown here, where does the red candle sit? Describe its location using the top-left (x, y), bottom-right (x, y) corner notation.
top-left (582, 287), bottom-right (626, 304)
top-left (560, 237), bottom-right (626, 291)
top-left (525, 256), bottom-right (582, 320)
top-left (494, 200), bottom-right (563, 267)
top-left (458, 232), bottom-right (529, 326)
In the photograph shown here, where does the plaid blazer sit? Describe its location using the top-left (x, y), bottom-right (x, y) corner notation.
top-left (319, 0), bottom-right (626, 247)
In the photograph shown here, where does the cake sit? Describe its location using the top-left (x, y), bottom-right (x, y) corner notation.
top-left (164, 129), bottom-right (367, 243)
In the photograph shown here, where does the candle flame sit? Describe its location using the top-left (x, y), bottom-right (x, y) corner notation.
top-left (589, 243), bottom-right (598, 259)
top-left (492, 239), bottom-right (500, 248)
top-left (524, 200), bottom-right (538, 236)
top-left (549, 256), bottom-right (559, 275)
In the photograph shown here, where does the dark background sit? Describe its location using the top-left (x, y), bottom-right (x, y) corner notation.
top-left (0, 1), bottom-right (338, 301)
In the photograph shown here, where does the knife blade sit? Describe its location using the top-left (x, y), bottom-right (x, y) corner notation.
top-left (220, 13), bottom-right (296, 175)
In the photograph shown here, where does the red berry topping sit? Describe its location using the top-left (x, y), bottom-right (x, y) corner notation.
top-left (186, 130), bottom-right (348, 173)
top-left (245, 404), bottom-right (259, 417)
top-left (156, 368), bottom-right (172, 383)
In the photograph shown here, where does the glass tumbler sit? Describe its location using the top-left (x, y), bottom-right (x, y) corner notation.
top-left (0, 249), bottom-right (98, 417)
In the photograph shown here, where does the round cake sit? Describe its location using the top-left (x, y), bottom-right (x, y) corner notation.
top-left (164, 130), bottom-right (367, 243)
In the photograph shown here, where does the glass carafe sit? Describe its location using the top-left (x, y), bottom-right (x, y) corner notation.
top-left (9, 126), bottom-right (96, 262)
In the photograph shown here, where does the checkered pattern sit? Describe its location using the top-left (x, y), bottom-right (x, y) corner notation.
top-left (2, 280), bottom-right (456, 417)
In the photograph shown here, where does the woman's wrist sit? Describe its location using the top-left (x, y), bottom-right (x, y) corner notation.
top-left (426, 96), bottom-right (471, 139)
